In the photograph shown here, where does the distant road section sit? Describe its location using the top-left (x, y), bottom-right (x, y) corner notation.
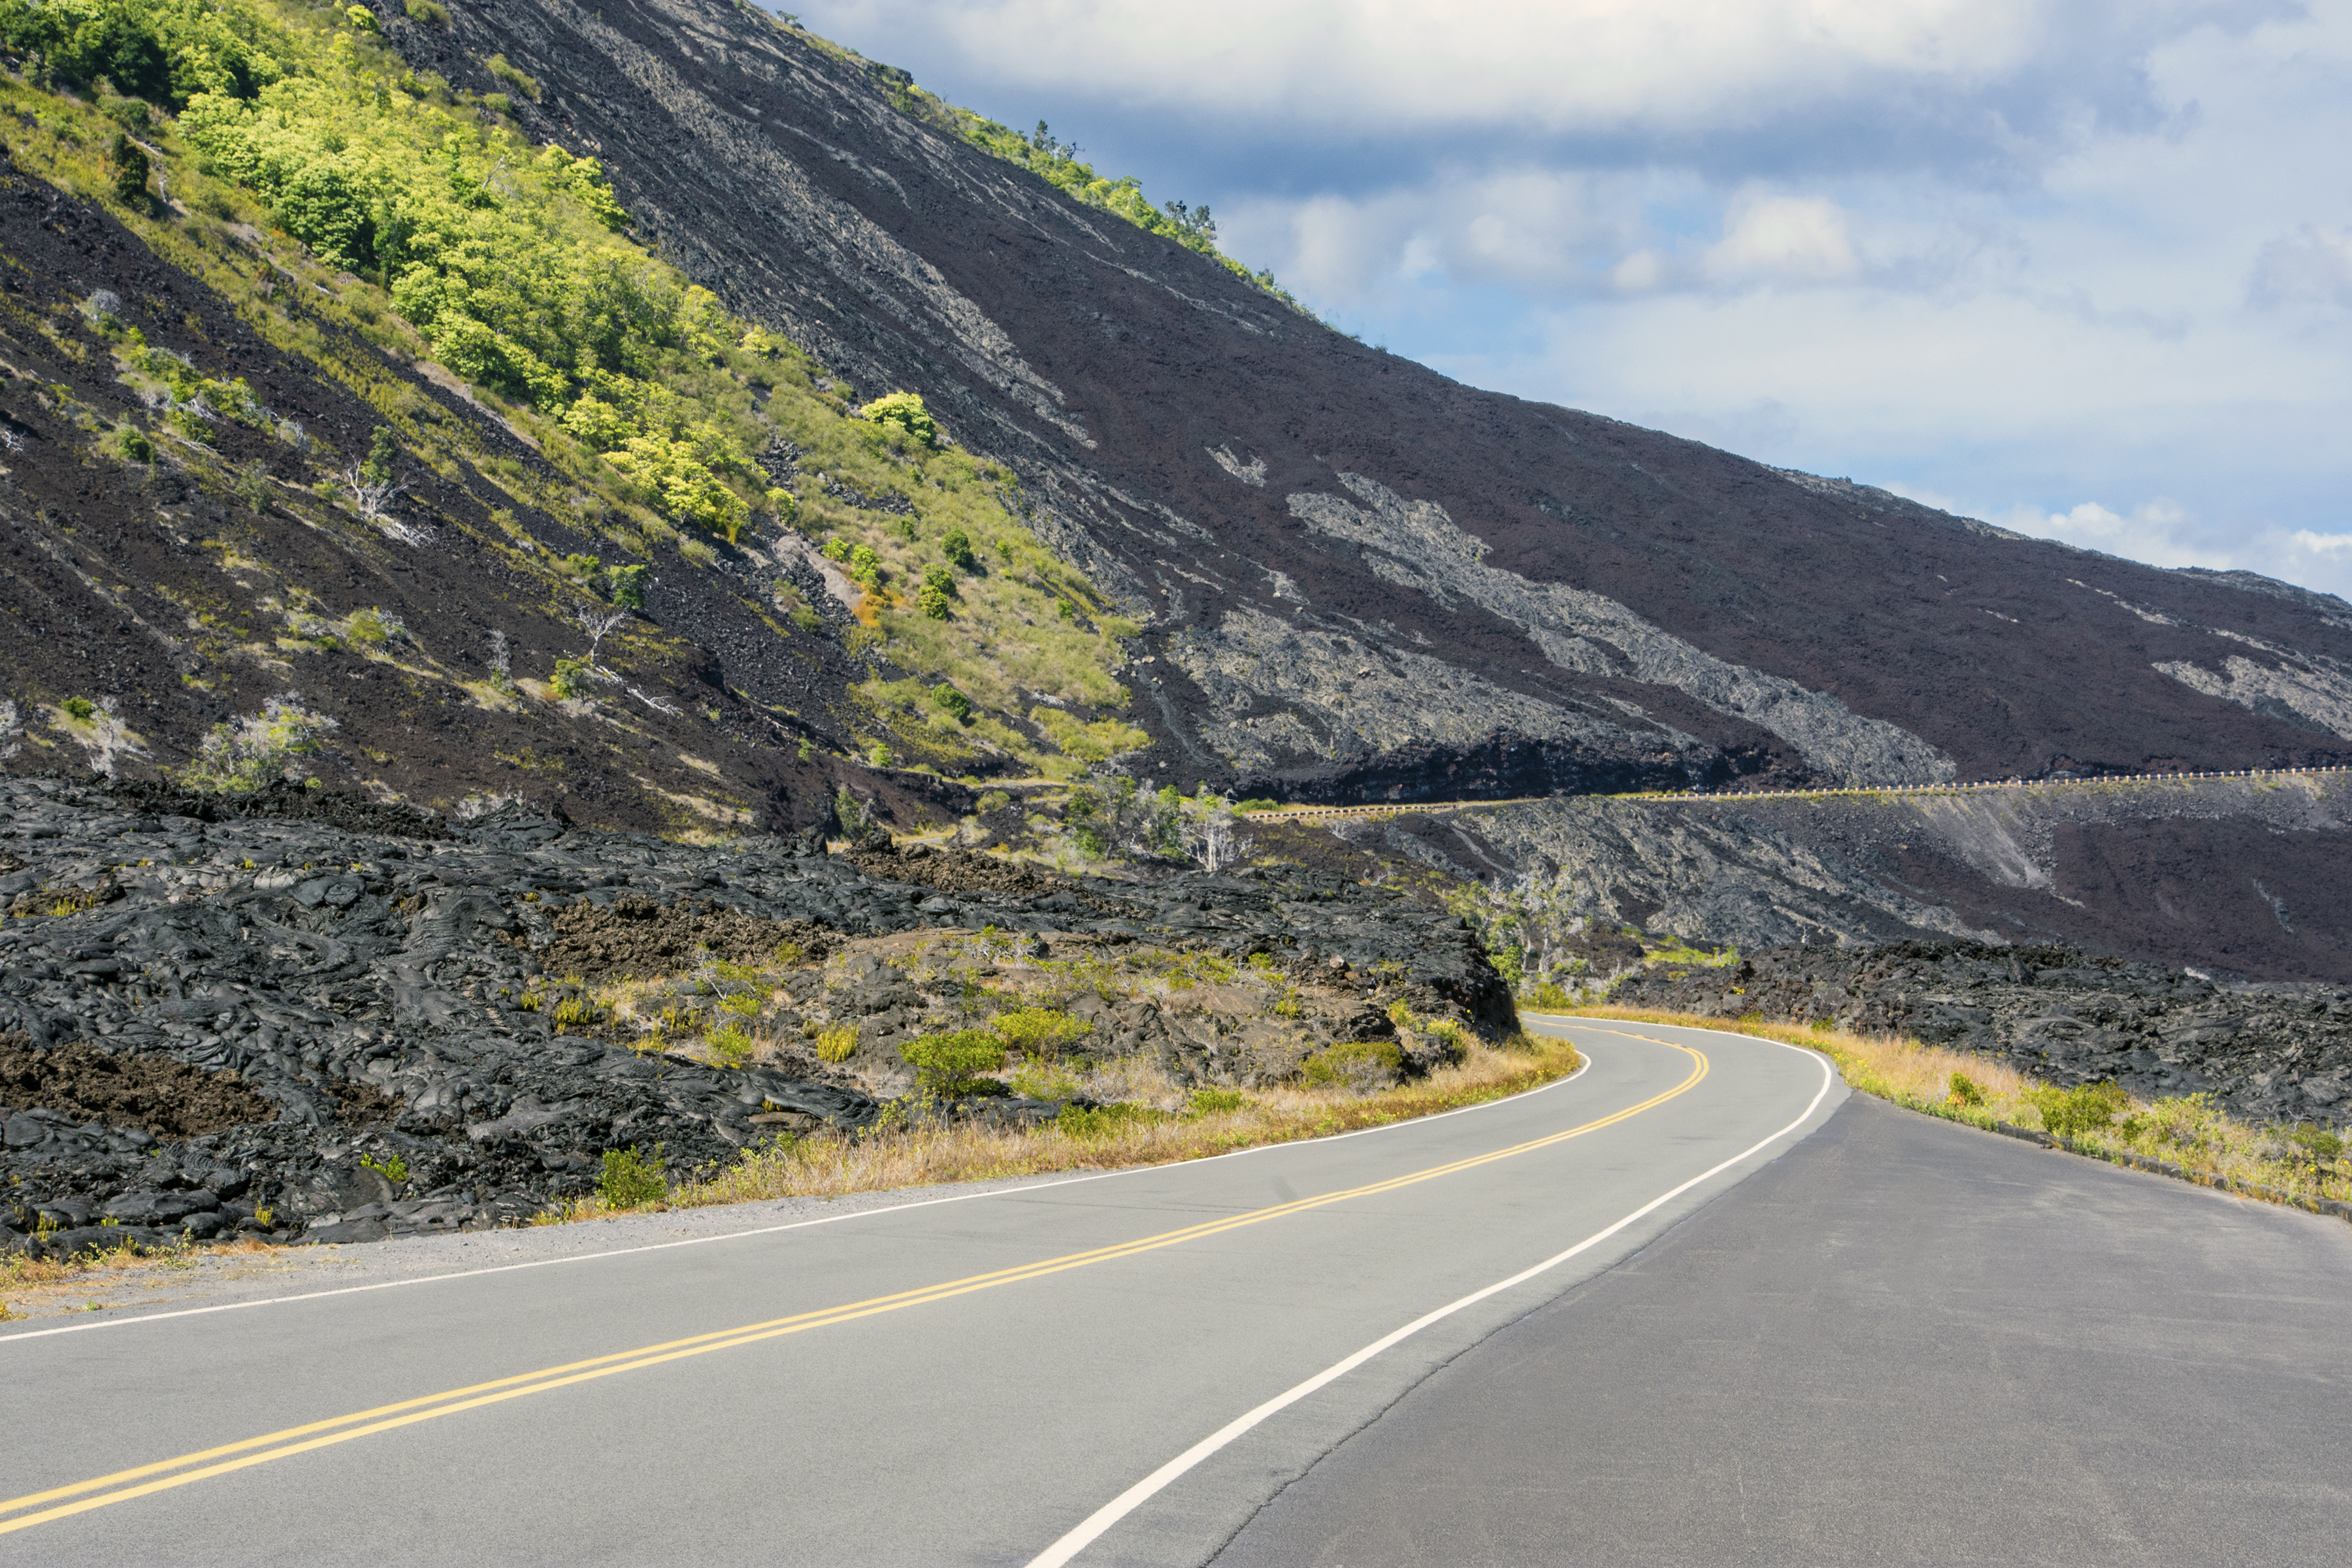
top-left (1249, 761), bottom-right (2352, 823)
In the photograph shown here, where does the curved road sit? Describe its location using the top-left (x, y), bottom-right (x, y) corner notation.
top-left (0, 1020), bottom-right (1838, 1565)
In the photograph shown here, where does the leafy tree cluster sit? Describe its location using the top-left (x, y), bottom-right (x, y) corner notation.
top-left (58, 0), bottom-right (777, 541)
top-left (858, 389), bottom-right (936, 448)
top-left (0, 0), bottom-right (291, 107)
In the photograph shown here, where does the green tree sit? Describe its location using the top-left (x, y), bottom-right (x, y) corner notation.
top-left (858, 390), bottom-right (937, 448)
top-left (919, 563), bottom-right (957, 619)
top-left (106, 130), bottom-right (150, 207)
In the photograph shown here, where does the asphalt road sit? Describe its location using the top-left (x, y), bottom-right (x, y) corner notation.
top-left (1213, 1090), bottom-right (2352, 1567)
top-left (0, 1019), bottom-right (1840, 1566)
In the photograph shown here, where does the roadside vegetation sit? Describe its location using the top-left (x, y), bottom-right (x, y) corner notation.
top-left (557, 1028), bottom-right (1582, 1220)
top-left (1563, 1005), bottom-right (2352, 1215)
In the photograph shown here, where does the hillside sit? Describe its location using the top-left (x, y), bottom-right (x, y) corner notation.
top-left (396, 0), bottom-right (2352, 800)
top-left (0, 0), bottom-right (2347, 979)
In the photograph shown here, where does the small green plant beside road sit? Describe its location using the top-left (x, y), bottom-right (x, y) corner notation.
top-left (359, 1152), bottom-right (408, 1185)
top-left (900, 1029), bottom-right (1006, 1096)
top-left (598, 1145), bottom-right (666, 1209)
top-left (2026, 1081), bottom-right (2129, 1139)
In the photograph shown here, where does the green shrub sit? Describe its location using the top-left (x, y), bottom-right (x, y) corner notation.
top-left (2287, 1123), bottom-right (2345, 1162)
top-left (178, 694), bottom-right (337, 792)
top-left (814, 1024), bottom-right (857, 1063)
top-left (1947, 1071), bottom-right (1985, 1108)
top-left (404, 0), bottom-right (449, 23)
top-left (919, 563), bottom-right (958, 619)
top-left (345, 607), bottom-right (402, 645)
top-left (551, 658), bottom-right (593, 698)
top-left (992, 1007), bottom-right (1089, 1060)
top-left (1302, 1039), bottom-right (1404, 1093)
top-left (849, 544), bottom-right (883, 591)
top-left (2026, 1081), bottom-right (2128, 1139)
top-left (708, 1024), bottom-right (754, 1066)
top-left (1187, 1087), bottom-right (1249, 1116)
top-left (858, 391), bottom-right (937, 448)
top-left (61, 696), bottom-right (97, 721)
top-left (942, 528), bottom-right (977, 572)
top-left (598, 1144), bottom-right (666, 1208)
top-left (900, 1028), bottom-right (1005, 1094)
top-left (359, 1151), bottom-right (408, 1184)
top-left (977, 789), bottom-right (1011, 814)
top-left (931, 683), bottom-right (972, 723)
top-left (1522, 981), bottom-right (1573, 1009)
top-left (606, 564), bottom-right (648, 610)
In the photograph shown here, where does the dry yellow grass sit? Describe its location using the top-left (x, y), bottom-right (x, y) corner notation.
top-left (0, 1235), bottom-right (284, 1321)
top-left (1568, 1005), bottom-right (2352, 1212)
top-left (553, 1034), bottom-right (1585, 1219)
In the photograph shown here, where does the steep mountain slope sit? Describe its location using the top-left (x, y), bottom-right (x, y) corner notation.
top-left (395, 0), bottom-right (2352, 798)
top-left (0, 0), bottom-right (1166, 832)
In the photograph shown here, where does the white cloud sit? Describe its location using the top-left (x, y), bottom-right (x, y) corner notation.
top-left (1612, 248), bottom-right (1667, 292)
top-left (795, 0), bottom-right (2262, 152)
top-left (2293, 530), bottom-right (2352, 555)
top-left (2247, 227), bottom-right (2352, 308)
top-left (1702, 193), bottom-right (1863, 285)
top-left (1225, 167), bottom-right (1639, 299)
top-left (1995, 500), bottom-right (2225, 568)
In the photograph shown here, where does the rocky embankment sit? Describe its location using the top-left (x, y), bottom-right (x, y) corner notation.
top-left (1614, 941), bottom-right (2352, 1126)
top-left (0, 777), bottom-right (1509, 1258)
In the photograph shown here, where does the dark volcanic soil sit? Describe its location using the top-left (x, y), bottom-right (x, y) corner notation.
top-left (540, 896), bottom-right (841, 980)
top-left (0, 1031), bottom-right (276, 1137)
top-left (0, 776), bottom-right (1510, 1258)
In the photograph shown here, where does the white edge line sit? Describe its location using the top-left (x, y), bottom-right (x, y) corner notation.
top-left (0, 1043), bottom-right (1595, 1345)
top-left (1023, 1027), bottom-right (1837, 1568)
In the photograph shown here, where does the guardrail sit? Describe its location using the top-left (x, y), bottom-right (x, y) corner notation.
top-left (1245, 763), bottom-right (2352, 824)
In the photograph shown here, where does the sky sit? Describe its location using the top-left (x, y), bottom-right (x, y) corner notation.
top-left (777, 0), bottom-right (2352, 600)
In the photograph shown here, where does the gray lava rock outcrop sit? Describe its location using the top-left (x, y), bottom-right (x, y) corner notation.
top-left (0, 776), bottom-right (1508, 1256)
top-left (1614, 941), bottom-right (2352, 1125)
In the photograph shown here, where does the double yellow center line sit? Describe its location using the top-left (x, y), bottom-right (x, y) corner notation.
top-left (1, 1030), bottom-right (1704, 1538)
